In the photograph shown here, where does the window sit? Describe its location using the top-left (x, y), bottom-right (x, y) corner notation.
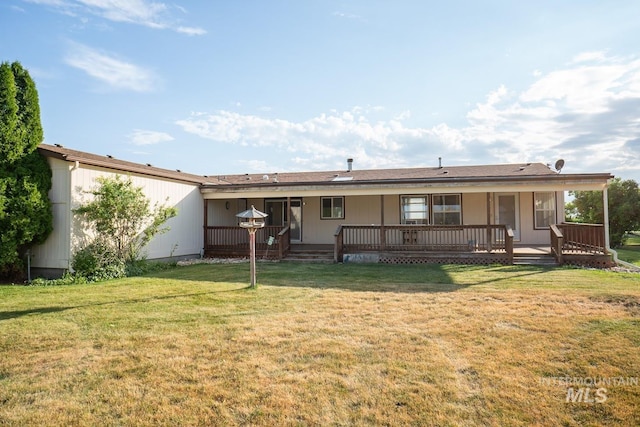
top-left (321, 197), bottom-right (344, 219)
top-left (534, 192), bottom-right (556, 228)
top-left (433, 194), bottom-right (462, 225)
top-left (401, 196), bottom-right (429, 224)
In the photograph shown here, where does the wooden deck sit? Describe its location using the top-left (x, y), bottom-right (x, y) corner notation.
top-left (204, 223), bottom-right (613, 267)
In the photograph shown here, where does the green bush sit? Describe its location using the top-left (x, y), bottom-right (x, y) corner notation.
top-left (29, 272), bottom-right (87, 286)
top-left (72, 242), bottom-right (126, 282)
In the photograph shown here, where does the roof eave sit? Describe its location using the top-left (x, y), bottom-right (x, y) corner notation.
top-left (200, 173), bottom-right (614, 192)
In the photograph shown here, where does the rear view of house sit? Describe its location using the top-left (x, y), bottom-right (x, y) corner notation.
top-left (201, 159), bottom-right (614, 267)
top-left (32, 144), bottom-right (614, 277)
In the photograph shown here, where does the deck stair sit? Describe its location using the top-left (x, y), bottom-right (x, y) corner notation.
top-left (513, 253), bottom-right (558, 266)
top-left (283, 245), bottom-right (334, 263)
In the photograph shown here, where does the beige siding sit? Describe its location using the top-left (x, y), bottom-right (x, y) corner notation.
top-left (462, 193), bottom-right (487, 224)
top-left (300, 197), bottom-right (337, 244)
top-left (301, 195), bottom-right (398, 244)
top-left (207, 199), bottom-right (244, 226)
top-left (383, 194), bottom-right (400, 223)
top-left (69, 165), bottom-right (203, 260)
top-left (519, 191), bottom-right (564, 245)
top-left (31, 158), bottom-right (72, 269)
top-left (33, 162), bottom-right (204, 272)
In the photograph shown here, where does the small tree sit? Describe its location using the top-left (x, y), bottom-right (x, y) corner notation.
top-left (570, 178), bottom-right (640, 248)
top-left (73, 175), bottom-right (177, 266)
top-left (0, 61), bottom-right (53, 279)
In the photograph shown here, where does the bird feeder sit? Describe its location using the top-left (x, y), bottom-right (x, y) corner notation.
top-left (236, 205), bottom-right (268, 288)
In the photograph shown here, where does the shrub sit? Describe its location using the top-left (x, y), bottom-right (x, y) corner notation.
top-left (29, 273), bottom-right (87, 286)
top-left (72, 241), bottom-right (126, 282)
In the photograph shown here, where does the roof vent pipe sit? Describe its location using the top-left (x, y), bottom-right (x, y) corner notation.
top-left (347, 158), bottom-right (353, 172)
top-left (438, 157), bottom-right (442, 168)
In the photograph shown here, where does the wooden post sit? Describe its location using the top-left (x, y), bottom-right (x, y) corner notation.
top-left (249, 228), bottom-right (257, 288)
top-left (486, 193), bottom-right (493, 252)
top-left (602, 187), bottom-right (610, 254)
top-left (380, 195), bottom-right (386, 250)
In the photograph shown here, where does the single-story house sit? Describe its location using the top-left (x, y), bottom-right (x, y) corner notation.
top-left (33, 144), bottom-right (615, 277)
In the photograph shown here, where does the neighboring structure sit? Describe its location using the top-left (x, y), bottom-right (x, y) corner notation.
top-left (33, 144), bottom-right (615, 277)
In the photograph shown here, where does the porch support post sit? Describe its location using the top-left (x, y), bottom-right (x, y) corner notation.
top-left (486, 193), bottom-right (492, 252)
top-left (603, 186), bottom-right (610, 253)
top-left (203, 199), bottom-right (208, 254)
top-left (287, 196), bottom-right (292, 248)
top-left (380, 195), bottom-right (386, 250)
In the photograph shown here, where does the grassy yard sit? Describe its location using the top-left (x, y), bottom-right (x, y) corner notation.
top-left (617, 232), bottom-right (640, 267)
top-left (1, 263), bottom-right (639, 426)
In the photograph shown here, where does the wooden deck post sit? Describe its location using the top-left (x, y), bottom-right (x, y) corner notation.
top-left (380, 195), bottom-right (386, 250)
top-left (486, 193), bottom-right (493, 252)
top-left (505, 226), bottom-right (514, 264)
top-left (334, 225), bottom-right (344, 263)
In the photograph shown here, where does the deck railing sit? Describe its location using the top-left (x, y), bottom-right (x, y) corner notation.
top-left (204, 225), bottom-right (289, 259)
top-left (550, 222), bottom-right (607, 263)
top-left (335, 224), bottom-right (513, 262)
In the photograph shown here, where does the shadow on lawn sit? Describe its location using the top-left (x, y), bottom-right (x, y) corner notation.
top-left (256, 262), bottom-right (553, 293)
top-left (0, 286), bottom-right (249, 321)
top-left (144, 262), bottom-right (555, 294)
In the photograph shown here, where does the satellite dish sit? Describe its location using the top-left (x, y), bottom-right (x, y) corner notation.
top-left (554, 159), bottom-right (565, 173)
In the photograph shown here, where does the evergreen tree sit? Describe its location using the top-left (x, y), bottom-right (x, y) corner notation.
top-left (0, 61), bottom-right (52, 279)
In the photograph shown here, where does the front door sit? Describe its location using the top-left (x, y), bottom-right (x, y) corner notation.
top-left (290, 200), bottom-right (302, 242)
top-left (265, 199), bottom-right (302, 243)
top-left (495, 193), bottom-right (520, 241)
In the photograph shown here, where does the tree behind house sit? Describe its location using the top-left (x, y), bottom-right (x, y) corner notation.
top-left (569, 178), bottom-right (640, 248)
top-left (0, 61), bottom-right (52, 279)
top-left (73, 175), bottom-right (178, 269)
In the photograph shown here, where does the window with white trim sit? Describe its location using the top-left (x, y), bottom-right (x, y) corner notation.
top-left (534, 192), bottom-right (556, 228)
top-left (321, 197), bottom-right (344, 219)
top-left (401, 196), bottom-right (429, 224)
top-left (432, 194), bottom-right (462, 225)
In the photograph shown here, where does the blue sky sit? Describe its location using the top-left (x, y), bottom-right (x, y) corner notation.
top-left (2, 1), bottom-right (640, 181)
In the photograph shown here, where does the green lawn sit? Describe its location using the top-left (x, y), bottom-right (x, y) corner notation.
top-left (617, 232), bottom-right (640, 266)
top-left (1, 263), bottom-right (639, 426)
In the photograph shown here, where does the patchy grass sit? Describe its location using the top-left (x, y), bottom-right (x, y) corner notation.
top-left (1, 263), bottom-right (639, 426)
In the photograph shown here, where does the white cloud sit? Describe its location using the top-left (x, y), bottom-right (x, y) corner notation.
top-left (176, 53), bottom-right (640, 179)
top-left (463, 52), bottom-right (640, 175)
top-left (65, 42), bottom-right (158, 91)
top-left (333, 11), bottom-right (366, 22)
top-left (176, 26), bottom-right (206, 36)
top-left (22, 0), bottom-right (206, 34)
top-left (572, 51), bottom-right (608, 63)
top-left (128, 129), bottom-right (174, 145)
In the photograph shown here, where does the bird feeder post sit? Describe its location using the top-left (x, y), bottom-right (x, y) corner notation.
top-left (236, 205), bottom-right (268, 289)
